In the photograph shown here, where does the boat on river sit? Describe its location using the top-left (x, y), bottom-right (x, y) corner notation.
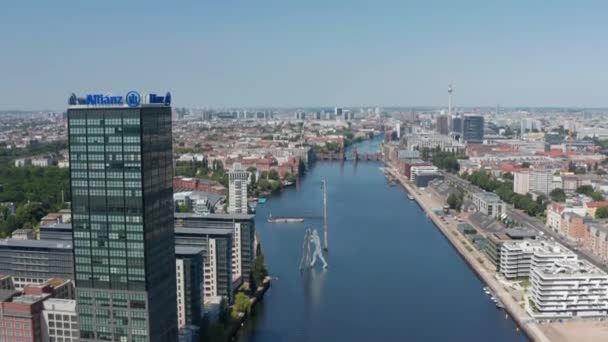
top-left (267, 211), bottom-right (304, 224)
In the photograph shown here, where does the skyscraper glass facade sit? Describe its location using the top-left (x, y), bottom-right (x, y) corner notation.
top-left (68, 104), bottom-right (176, 341)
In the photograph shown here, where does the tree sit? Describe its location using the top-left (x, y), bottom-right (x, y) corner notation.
top-left (420, 148), bottom-right (430, 161)
top-left (521, 162), bottom-right (531, 169)
top-left (447, 193), bottom-right (462, 212)
top-left (591, 192), bottom-right (606, 201)
top-left (251, 247), bottom-right (269, 288)
top-left (503, 172), bottom-right (514, 180)
top-left (576, 185), bottom-right (594, 197)
top-left (284, 172), bottom-right (297, 183)
top-left (596, 207), bottom-right (608, 219)
top-left (234, 292), bottom-right (251, 314)
top-left (550, 188), bottom-right (566, 202)
top-left (178, 203), bottom-right (190, 213)
top-left (268, 169), bottom-right (279, 181)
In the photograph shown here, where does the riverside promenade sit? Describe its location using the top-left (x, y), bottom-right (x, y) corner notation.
top-left (387, 166), bottom-right (552, 342)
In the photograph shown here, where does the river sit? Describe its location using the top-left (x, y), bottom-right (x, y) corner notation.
top-left (237, 138), bottom-right (528, 342)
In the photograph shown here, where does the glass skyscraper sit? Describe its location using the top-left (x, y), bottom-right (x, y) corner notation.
top-left (67, 95), bottom-right (177, 341)
top-left (462, 114), bottom-right (485, 144)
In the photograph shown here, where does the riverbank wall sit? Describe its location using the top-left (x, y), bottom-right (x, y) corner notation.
top-left (386, 166), bottom-right (551, 342)
top-left (225, 277), bottom-right (272, 341)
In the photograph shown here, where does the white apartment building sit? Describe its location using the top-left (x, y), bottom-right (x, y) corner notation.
top-left (530, 170), bottom-right (557, 195)
top-left (530, 259), bottom-right (608, 318)
top-left (514, 169), bottom-right (559, 196)
top-left (514, 171), bottom-right (530, 195)
top-left (410, 165), bottom-right (439, 182)
top-left (500, 240), bottom-right (575, 279)
top-left (41, 299), bottom-right (79, 342)
top-left (228, 163), bottom-right (248, 214)
top-left (470, 192), bottom-right (506, 219)
top-left (521, 118), bottom-right (543, 133)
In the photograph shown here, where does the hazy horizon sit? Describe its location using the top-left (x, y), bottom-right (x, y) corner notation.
top-left (2, 1), bottom-right (608, 110)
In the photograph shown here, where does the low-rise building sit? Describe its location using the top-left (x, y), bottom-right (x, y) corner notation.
top-left (41, 298), bottom-right (79, 342)
top-left (587, 223), bottom-right (608, 262)
top-left (11, 228), bottom-right (34, 240)
top-left (39, 223), bottom-right (73, 241)
top-left (560, 213), bottom-right (591, 243)
top-left (0, 289), bottom-right (48, 342)
top-left (585, 201), bottom-right (608, 219)
top-left (0, 239), bottom-right (73, 290)
top-left (409, 165), bottom-right (439, 182)
top-left (470, 192), bottom-right (506, 219)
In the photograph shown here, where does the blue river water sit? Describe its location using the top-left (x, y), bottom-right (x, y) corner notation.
top-left (237, 138), bottom-right (528, 342)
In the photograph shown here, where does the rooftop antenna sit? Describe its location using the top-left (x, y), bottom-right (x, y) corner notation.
top-left (448, 84), bottom-right (453, 116)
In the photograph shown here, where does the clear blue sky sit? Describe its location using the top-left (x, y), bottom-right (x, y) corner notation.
top-left (1, 0), bottom-right (607, 110)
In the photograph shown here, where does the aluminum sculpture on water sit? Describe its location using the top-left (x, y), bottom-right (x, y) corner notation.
top-left (300, 228), bottom-right (328, 270)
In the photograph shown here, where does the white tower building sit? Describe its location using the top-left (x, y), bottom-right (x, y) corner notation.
top-left (228, 163), bottom-right (248, 214)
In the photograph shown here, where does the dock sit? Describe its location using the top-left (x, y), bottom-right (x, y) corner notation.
top-left (267, 217), bottom-right (304, 223)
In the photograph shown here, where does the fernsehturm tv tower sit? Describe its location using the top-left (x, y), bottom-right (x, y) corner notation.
top-left (448, 84), bottom-right (453, 116)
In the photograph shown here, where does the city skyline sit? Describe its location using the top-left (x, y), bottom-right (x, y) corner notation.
top-left (2, 1), bottom-right (608, 109)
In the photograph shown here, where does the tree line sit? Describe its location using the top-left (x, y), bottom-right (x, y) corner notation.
top-left (0, 164), bottom-right (69, 237)
top-left (462, 171), bottom-right (547, 217)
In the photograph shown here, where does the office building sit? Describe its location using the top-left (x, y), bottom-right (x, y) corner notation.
top-left (462, 115), bottom-right (484, 144)
top-left (436, 115), bottom-right (449, 135)
top-left (67, 92), bottom-right (177, 341)
top-left (174, 224), bottom-right (233, 302)
top-left (470, 192), bottom-right (506, 219)
top-left (42, 299), bottom-right (79, 342)
top-left (0, 239), bottom-right (74, 290)
top-left (228, 163), bottom-right (248, 214)
top-left (530, 259), bottom-right (608, 317)
top-left (334, 107), bottom-right (343, 120)
top-left (174, 213), bottom-right (255, 302)
top-left (39, 223), bottom-right (73, 241)
top-left (175, 247), bottom-right (204, 329)
top-left (451, 115), bottom-right (462, 134)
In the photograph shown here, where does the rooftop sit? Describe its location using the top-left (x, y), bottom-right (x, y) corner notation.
top-left (536, 259), bottom-right (605, 277)
top-left (0, 290), bottom-right (18, 302)
top-left (0, 238), bottom-right (72, 250)
top-left (175, 227), bottom-right (234, 237)
top-left (473, 191), bottom-right (502, 202)
top-left (175, 246), bottom-right (205, 256)
top-left (40, 223), bottom-right (72, 230)
top-left (42, 298), bottom-right (76, 311)
top-left (506, 228), bottom-right (538, 239)
top-left (174, 212), bottom-right (255, 220)
top-left (12, 294), bottom-right (48, 305)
